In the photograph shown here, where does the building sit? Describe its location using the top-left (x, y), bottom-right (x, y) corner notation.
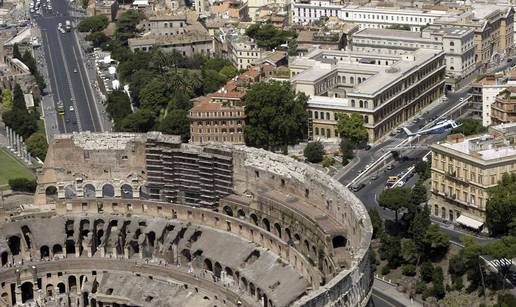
top-left (210, 0), bottom-right (250, 22)
top-left (290, 48), bottom-right (446, 142)
top-left (352, 26), bottom-right (476, 90)
top-left (15, 131), bottom-right (374, 307)
top-left (430, 127), bottom-right (516, 231)
top-left (189, 65), bottom-right (273, 144)
top-left (297, 26), bottom-right (357, 53)
top-left (88, 0), bottom-right (119, 21)
top-left (228, 36), bottom-right (265, 70)
top-left (491, 87), bottom-right (516, 124)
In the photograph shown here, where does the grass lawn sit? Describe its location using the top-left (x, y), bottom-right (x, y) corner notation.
top-left (0, 147), bottom-right (34, 186)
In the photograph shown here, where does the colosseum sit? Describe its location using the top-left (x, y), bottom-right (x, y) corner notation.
top-left (0, 132), bottom-right (373, 307)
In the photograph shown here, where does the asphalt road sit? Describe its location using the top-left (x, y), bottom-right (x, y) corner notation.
top-left (31, 0), bottom-right (101, 133)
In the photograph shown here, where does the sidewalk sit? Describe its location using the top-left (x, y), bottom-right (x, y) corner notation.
top-left (374, 277), bottom-right (422, 307)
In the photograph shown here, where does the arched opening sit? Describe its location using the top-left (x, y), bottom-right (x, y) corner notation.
top-left (121, 184), bottom-right (133, 199)
top-left (7, 236), bottom-right (21, 256)
top-left (46, 284), bottom-right (54, 297)
top-left (21, 226), bottom-right (32, 249)
top-left (262, 218), bottom-right (270, 232)
top-left (214, 262), bottom-right (222, 278)
top-left (53, 244), bottom-right (63, 256)
top-left (83, 184), bottom-right (96, 199)
top-left (285, 228), bottom-right (292, 242)
top-left (274, 223), bottom-right (282, 239)
top-left (241, 277), bottom-right (248, 291)
top-left (204, 258), bottom-right (213, 272)
top-left (68, 275), bottom-right (77, 292)
top-left (180, 249), bottom-right (192, 263)
top-left (294, 233), bottom-right (301, 244)
top-left (249, 282), bottom-right (256, 296)
top-left (129, 241), bottom-right (139, 257)
top-left (64, 185), bottom-right (76, 199)
top-left (332, 235), bottom-right (347, 248)
top-left (1, 252), bottom-right (7, 266)
top-left (223, 206), bottom-right (233, 217)
top-left (65, 240), bottom-right (75, 255)
top-left (21, 282), bottom-right (33, 303)
top-left (45, 185), bottom-right (58, 203)
top-left (57, 283), bottom-right (65, 294)
top-left (237, 209), bottom-right (245, 219)
top-left (250, 214), bottom-right (258, 225)
top-left (40, 245), bottom-right (50, 259)
top-left (225, 267), bottom-right (234, 282)
top-left (102, 184), bottom-right (115, 198)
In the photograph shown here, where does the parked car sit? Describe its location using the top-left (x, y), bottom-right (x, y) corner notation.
top-left (386, 164), bottom-right (393, 170)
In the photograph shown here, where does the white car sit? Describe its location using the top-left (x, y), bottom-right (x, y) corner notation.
top-left (69, 106), bottom-right (74, 111)
top-left (73, 68), bottom-right (77, 73)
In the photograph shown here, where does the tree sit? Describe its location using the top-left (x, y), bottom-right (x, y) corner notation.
top-left (336, 113), bottom-right (368, 146)
top-left (422, 224), bottom-right (450, 258)
top-left (118, 109), bottom-right (155, 132)
top-left (408, 204), bottom-right (431, 253)
top-left (401, 238), bottom-right (417, 264)
top-left (139, 77), bottom-right (170, 114)
top-left (106, 91), bottom-right (132, 129)
top-left (77, 15), bottom-right (109, 32)
top-left (411, 180), bottom-right (428, 205)
top-left (2, 89), bottom-right (12, 112)
top-left (340, 138), bottom-right (354, 165)
top-left (244, 81), bottom-right (308, 152)
top-left (368, 208), bottom-right (383, 239)
top-left (452, 118), bottom-right (487, 136)
top-left (115, 10), bottom-right (141, 44)
top-left (379, 234), bottom-right (402, 268)
top-left (158, 109), bottom-right (190, 142)
top-left (12, 83), bottom-right (25, 110)
top-left (26, 132), bottom-right (48, 160)
top-left (461, 236), bottom-right (485, 292)
top-left (12, 44), bottom-right (21, 60)
top-left (2, 108), bottom-right (38, 139)
top-left (245, 24), bottom-right (296, 50)
top-left (219, 65), bottom-right (238, 80)
top-left (414, 160), bottom-right (431, 181)
top-left (486, 173), bottom-right (516, 236)
top-left (85, 31), bottom-right (110, 48)
top-left (303, 141), bottom-right (325, 163)
top-left (431, 267), bottom-right (446, 299)
top-left (378, 187), bottom-right (412, 222)
top-left (201, 69), bottom-right (227, 94)
top-left (420, 261), bottom-right (434, 282)
top-left (448, 253), bottom-right (467, 277)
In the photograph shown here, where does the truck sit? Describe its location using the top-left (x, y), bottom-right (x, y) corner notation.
top-left (65, 20), bottom-right (71, 32)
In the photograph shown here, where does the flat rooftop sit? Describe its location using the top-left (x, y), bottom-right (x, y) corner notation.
top-left (439, 135), bottom-right (516, 161)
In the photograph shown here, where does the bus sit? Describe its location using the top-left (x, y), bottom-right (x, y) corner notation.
top-left (57, 101), bottom-right (64, 116)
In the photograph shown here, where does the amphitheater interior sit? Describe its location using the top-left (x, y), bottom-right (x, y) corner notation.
top-left (0, 132), bottom-right (373, 307)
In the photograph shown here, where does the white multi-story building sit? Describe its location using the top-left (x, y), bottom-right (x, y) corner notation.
top-left (228, 36), bottom-right (265, 70)
top-left (352, 26), bottom-right (476, 88)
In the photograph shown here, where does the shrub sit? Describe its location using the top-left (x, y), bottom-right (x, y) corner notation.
top-left (420, 261), bottom-right (434, 282)
top-left (422, 288), bottom-right (433, 300)
top-left (381, 265), bottom-right (390, 275)
top-left (402, 264), bottom-right (416, 276)
top-left (415, 281), bottom-right (427, 294)
top-left (303, 141), bottom-right (325, 163)
top-left (8, 178), bottom-right (36, 192)
top-left (321, 156), bottom-right (335, 168)
top-left (451, 275), bottom-right (463, 291)
top-left (494, 294), bottom-right (516, 307)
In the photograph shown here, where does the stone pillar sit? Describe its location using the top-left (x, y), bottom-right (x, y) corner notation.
top-left (6, 127), bottom-right (10, 148)
top-left (31, 265), bottom-right (38, 284)
top-left (75, 244), bottom-right (81, 258)
top-left (124, 246), bottom-right (129, 259)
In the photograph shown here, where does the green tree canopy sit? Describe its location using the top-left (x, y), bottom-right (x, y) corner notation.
top-left (118, 109), bottom-right (155, 132)
top-left (78, 15), bottom-right (109, 32)
top-left (414, 160), bottom-right (431, 180)
top-left (139, 77), bottom-right (170, 114)
top-left (26, 132), bottom-right (48, 160)
top-left (378, 186), bottom-right (412, 222)
top-left (451, 118), bottom-right (488, 136)
top-left (379, 234), bottom-right (402, 268)
top-left (303, 141), bottom-right (325, 163)
top-left (483, 236), bottom-right (516, 290)
top-left (411, 180), bottom-right (428, 206)
top-left (12, 83), bottom-right (25, 110)
top-left (115, 10), bottom-right (141, 44)
top-left (2, 108), bottom-right (38, 139)
top-left (486, 173), bottom-right (516, 236)
top-left (219, 65), bottom-right (238, 80)
top-left (340, 138), bottom-right (354, 165)
top-left (422, 224), bottom-right (450, 258)
top-left (2, 89), bottom-right (12, 112)
top-left (243, 81), bottom-right (308, 152)
top-left (368, 208), bottom-right (383, 239)
top-left (106, 91), bottom-right (132, 129)
top-left (408, 204), bottom-right (431, 252)
top-left (245, 24), bottom-right (296, 50)
top-left (85, 31), bottom-right (110, 48)
top-left (400, 238), bottom-right (417, 264)
top-left (158, 109), bottom-right (190, 142)
top-left (12, 44), bottom-right (21, 60)
top-left (336, 113), bottom-right (368, 145)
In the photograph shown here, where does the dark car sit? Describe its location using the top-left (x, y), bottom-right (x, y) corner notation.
top-left (351, 183), bottom-right (366, 192)
top-left (364, 145), bottom-right (372, 151)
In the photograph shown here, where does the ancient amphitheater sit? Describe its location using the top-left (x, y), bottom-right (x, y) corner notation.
top-left (0, 132), bottom-right (373, 307)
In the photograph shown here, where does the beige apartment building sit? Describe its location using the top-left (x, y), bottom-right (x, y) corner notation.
top-left (430, 127), bottom-right (516, 231)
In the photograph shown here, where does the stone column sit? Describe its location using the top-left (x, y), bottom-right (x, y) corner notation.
top-left (5, 127), bottom-right (10, 148)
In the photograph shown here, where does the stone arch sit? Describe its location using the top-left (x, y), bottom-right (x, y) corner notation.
top-left (21, 225), bottom-right (32, 249)
top-left (249, 282), bottom-right (256, 296)
top-left (121, 184), bottom-right (133, 199)
top-left (294, 233), bottom-right (301, 244)
top-left (102, 184), bottom-right (115, 198)
top-left (273, 223), bottom-right (282, 239)
top-left (332, 235), bottom-right (347, 248)
top-left (285, 228), bottom-right (292, 242)
top-left (225, 267), bottom-right (234, 281)
top-left (45, 185), bottom-right (58, 203)
top-left (1, 251), bottom-right (7, 266)
top-left (223, 206), bottom-right (233, 217)
top-left (240, 277), bottom-right (248, 291)
top-left (180, 249), bottom-right (191, 264)
top-left (64, 185), bottom-right (76, 199)
top-left (214, 262), bottom-right (222, 278)
top-left (65, 239), bottom-right (75, 255)
top-left (7, 236), bottom-right (21, 256)
top-left (68, 275), bottom-right (77, 292)
top-left (262, 218), bottom-right (270, 232)
top-left (57, 283), bottom-right (65, 294)
top-left (21, 282), bottom-right (33, 303)
top-left (83, 184), bottom-right (96, 199)
top-left (237, 209), bottom-right (245, 219)
top-left (250, 213), bottom-right (258, 225)
top-left (46, 284), bottom-right (54, 296)
top-left (40, 245), bottom-right (50, 259)
top-left (53, 244), bottom-right (63, 255)
top-left (204, 258), bottom-right (213, 272)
